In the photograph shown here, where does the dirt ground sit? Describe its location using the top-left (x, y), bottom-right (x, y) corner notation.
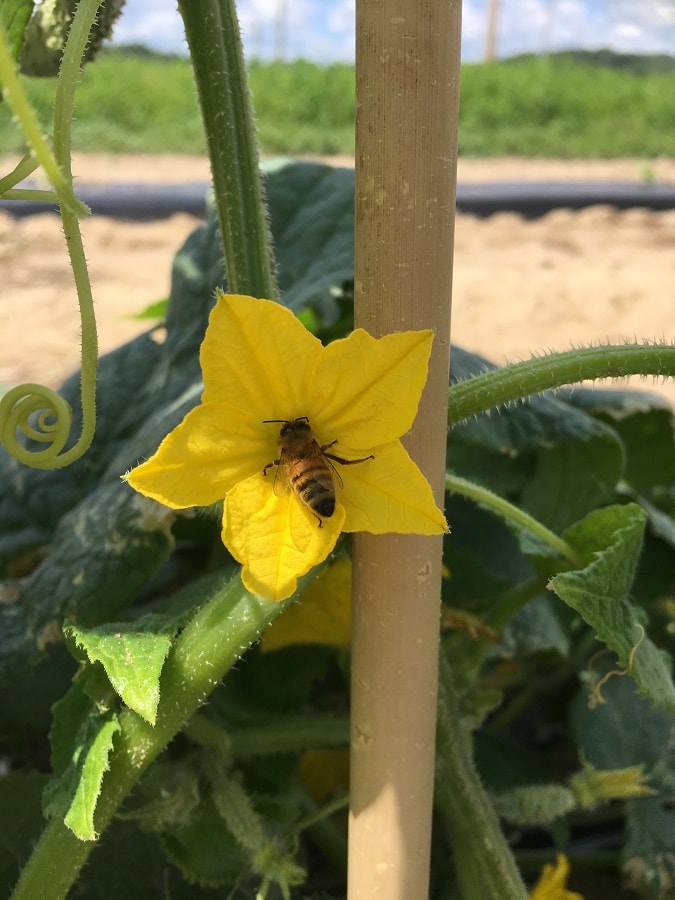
top-left (1, 153), bottom-right (674, 406)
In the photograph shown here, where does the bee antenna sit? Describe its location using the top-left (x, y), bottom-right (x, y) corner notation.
top-left (263, 419), bottom-right (288, 424)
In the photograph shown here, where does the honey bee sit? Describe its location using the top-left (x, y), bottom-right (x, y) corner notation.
top-left (263, 417), bottom-right (373, 525)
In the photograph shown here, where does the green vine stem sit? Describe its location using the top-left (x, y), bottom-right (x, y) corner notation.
top-left (184, 708), bottom-right (349, 758)
top-left (0, 1), bottom-right (100, 469)
top-left (0, 25), bottom-right (84, 216)
top-left (177, 0), bottom-right (279, 301)
top-left (448, 343), bottom-right (675, 425)
top-left (0, 152), bottom-right (39, 191)
top-left (435, 652), bottom-right (529, 900)
top-left (445, 473), bottom-right (581, 567)
top-left (1, 187), bottom-right (58, 201)
top-left (10, 572), bottom-right (302, 900)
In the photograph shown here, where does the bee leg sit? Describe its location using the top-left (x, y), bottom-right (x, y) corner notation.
top-left (325, 452), bottom-right (375, 466)
top-left (263, 458), bottom-right (280, 476)
top-left (320, 439), bottom-right (338, 452)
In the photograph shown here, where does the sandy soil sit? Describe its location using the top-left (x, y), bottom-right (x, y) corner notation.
top-left (1, 153), bottom-right (673, 407)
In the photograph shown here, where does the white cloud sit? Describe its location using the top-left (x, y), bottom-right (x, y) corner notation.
top-left (111, 0), bottom-right (186, 53)
top-left (109, 0), bottom-right (675, 62)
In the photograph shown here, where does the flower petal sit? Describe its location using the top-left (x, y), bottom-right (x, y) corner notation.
top-left (127, 402), bottom-right (272, 507)
top-left (530, 854), bottom-right (584, 900)
top-left (202, 294), bottom-right (323, 419)
top-left (223, 473), bottom-right (345, 602)
top-left (308, 328), bottom-right (434, 447)
top-left (261, 556), bottom-right (352, 651)
top-left (339, 440), bottom-right (447, 534)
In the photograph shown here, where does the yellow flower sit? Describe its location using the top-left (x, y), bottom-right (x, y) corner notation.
top-left (570, 760), bottom-right (656, 808)
top-left (126, 294), bottom-right (446, 602)
top-left (262, 556), bottom-right (352, 651)
top-left (530, 854), bottom-right (584, 900)
top-left (298, 748), bottom-right (350, 805)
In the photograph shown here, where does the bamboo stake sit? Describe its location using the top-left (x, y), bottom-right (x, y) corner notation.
top-left (349, 1), bottom-right (462, 898)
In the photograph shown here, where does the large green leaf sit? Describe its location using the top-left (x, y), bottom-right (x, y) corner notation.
top-left (559, 387), bottom-right (675, 495)
top-left (0, 486), bottom-right (175, 747)
top-left (0, 487), bottom-right (175, 676)
top-left (552, 503), bottom-right (675, 713)
top-left (570, 669), bottom-right (675, 900)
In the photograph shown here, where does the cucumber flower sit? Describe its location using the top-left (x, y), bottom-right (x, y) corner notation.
top-left (126, 294), bottom-right (446, 602)
top-left (530, 854), bottom-right (584, 900)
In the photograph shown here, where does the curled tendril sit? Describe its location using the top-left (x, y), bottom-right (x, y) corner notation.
top-left (0, 5), bottom-right (100, 471)
top-left (0, 383), bottom-right (73, 467)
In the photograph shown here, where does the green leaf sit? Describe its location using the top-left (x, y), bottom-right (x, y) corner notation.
top-left (65, 611), bottom-right (184, 724)
top-left (559, 387), bottom-right (675, 494)
top-left (499, 593), bottom-right (570, 659)
top-left (625, 801), bottom-right (675, 900)
top-left (44, 682), bottom-right (121, 841)
top-left (0, 486), bottom-right (175, 702)
top-left (217, 643), bottom-right (335, 716)
top-left (170, 161), bottom-right (356, 329)
top-left (63, 715), bottom-right (120, 840)
top-left (0, 333), bottom-right (165, 535)
top-left (570, 664), bottom-right (673, 778)
top-left (0, 641), bottom-right (75, 753)
top-left (442, 496), bottom-right (534, 612)
top-left (57, 815), bottom-right (219, 900)
top-left (267, 162), bottom-right (356, 319)
top-left (448, 348), bottom-right (626, 531)
top-left (0, 771), bottom-right (48, 898)
top-left (520, 433), bottom-right (623, 532)
top-left (135, 759), bottom-right (200, 832)
top-left (128, 298), bottom-right (168, 321)
top-left (572, 676), bottom-right (675, 900)
top-left (0, 0), bottom-right (34, 60)
top-left (159, 794), bottom-right (249, 888)
top-left (552, 503), bottom-right (675, 713)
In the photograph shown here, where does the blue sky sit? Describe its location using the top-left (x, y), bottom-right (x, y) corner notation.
top-left (111, 0), bottom-right (675, 62)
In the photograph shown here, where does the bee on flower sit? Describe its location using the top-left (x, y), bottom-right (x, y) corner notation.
top-left (262, 416), bottom-right (374, 524)
top-left (125, 293), bottom-right (446, 602)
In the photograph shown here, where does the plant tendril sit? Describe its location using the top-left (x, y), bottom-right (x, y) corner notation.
top-left (0, 384), bottom-right (72, 465)
top-left (0, 1), bottom-right (101, 469)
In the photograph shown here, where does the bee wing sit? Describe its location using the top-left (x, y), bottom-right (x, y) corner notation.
top-left (272, 454), bottom-right (291, 496)
top-left (323, 453), bottom-right (344, 489)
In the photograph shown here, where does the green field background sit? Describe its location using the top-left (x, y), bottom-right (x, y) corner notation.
top-left (1, 47), bottom-right (674, 157)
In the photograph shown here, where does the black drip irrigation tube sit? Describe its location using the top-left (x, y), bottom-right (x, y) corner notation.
top-left (1, 180), bottom-right (674, 221)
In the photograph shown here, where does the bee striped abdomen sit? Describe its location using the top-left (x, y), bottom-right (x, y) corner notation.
top-left (292, 464), bottom-right (336, 517)
top-left (263, 417), bottom-right (373, 526)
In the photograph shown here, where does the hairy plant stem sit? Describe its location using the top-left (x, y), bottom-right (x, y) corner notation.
top-left (445, 473), bottom-right (581, 566)
top-left (0, 152), bottom-right (39, 192)
top-left (0, 25), bottom-right (82, 215)
top-left (185, 709), bottom-right (349, 758)
top-left (177, 0), bottom-right (278, 301)
top-left (11, 573), bottom-right (301, 900)
top-left (448, 343), bottom-right (675, 425)
top-left (436, 654), bottom-right (529, 900)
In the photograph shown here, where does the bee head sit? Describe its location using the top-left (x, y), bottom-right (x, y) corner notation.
top-left (264, 416), bottom-right (312, 438)
top-left (282, 417), bottom-right (311, 437)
